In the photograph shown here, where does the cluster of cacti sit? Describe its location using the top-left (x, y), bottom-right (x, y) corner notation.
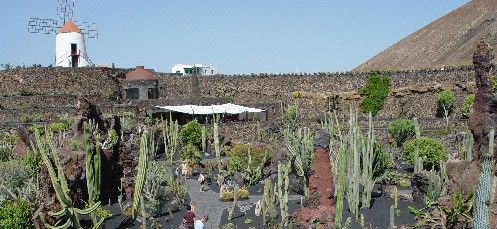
top-left (283, 127), bottom-right (315, 196)
top-left (101, 128), bottom-right (118, 150)
top-left (255, 179), bottom-right (277, 226)
top-left (33, 129), bottom-right (103, 228)
top-left (240, 148), bottom-right (267, 186)
top-left (325, 108), bottom-right (377, 222)
top-left (360, 113), bottom-right (375, 209)
top-left (277, 161), bottom-right (291, 226)
top-left (83, 120), bottom-right (102, 226)
top-left (161, 114), bottom-right (179, 164)
top-left (474, 128), bottom-right (494, 228)
top-left (213, 114), bottom-right (222, 171)
top-left (131, 130), bottom-right (150, 218)
top-left (424, 161), bottom-right (447, 204)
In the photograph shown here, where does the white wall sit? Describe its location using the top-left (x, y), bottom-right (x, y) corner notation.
top-left (55, 32), bottom-right (90, 67)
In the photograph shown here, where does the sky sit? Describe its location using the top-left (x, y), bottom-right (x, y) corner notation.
top-left (0, 0), bottom-right (469, 74)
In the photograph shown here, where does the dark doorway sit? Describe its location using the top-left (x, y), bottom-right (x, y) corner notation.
top-left (71, 44), bottom-right (78, 67)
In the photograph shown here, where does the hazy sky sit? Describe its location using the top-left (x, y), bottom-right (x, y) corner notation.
top-left (0, 0), bottom-right (469, 73)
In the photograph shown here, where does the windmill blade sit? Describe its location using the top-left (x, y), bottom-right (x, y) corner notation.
top-left (57, 0), bottom-right (74, 23)
top-left (74, 21), bottom-right (99, 38)
top-left (28, 18), bottom-right (58, 34)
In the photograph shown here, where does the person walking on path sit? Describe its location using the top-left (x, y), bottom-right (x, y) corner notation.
top-left (198, 173), bottom-right (206, 192)
top-left (182, 205), bottom-right (196, 229)
top-left (194, 215), bottom-right (209, 229)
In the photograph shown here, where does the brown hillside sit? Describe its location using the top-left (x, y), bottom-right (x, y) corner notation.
top-left (354, 0), bottom-right (497, 72)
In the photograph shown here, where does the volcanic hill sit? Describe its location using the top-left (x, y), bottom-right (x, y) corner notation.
top-left (354, 0), bottom-right (497, 72)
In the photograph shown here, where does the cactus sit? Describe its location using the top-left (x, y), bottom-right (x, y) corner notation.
top-left (334, 143), bottom-right (347, 228)
top-left (260, 179), bottom-right (277, 226)
top-left (389, 205), bottom-right (395, 229)
top-left (283, 127), bottom-right (315, 196)
top-left (465, 131), bottom-right (474, 161)
top-left (132, 131), bottom-right (150, 217)
top-left (474, 128), bottom-right (494, 228)
top-left (33, 129), bottom-right (103, 229)
top-left (201, 125), bottom-right (207, 154)
top-left (83, 120), bottom-right (102, 226)
top-left (213, 114), bottom-right (221, 171)
top-left (393, 186), bottom-right (398, 209)
top-left (361, 112), bottom-right (375, 209)
top-left (413, 117), bottom-right (422, 173)
top-left (140, 195), bottom-right (147, 229)
top-left (360, 213), bottom-right (365, 228)
top-left (346, 108), bottom-right (361, 219)
top-left (228, 186), bottom-right (238, 221)
top-left (161, 113), bottom-right (179, 164)
top-left (240, 148), bottom-right (266, 186)
top-left (278, 161), bottom-right (291, 226)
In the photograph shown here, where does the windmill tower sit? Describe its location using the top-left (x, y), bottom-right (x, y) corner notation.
top-left (28, 0), bottom-right (98, 67)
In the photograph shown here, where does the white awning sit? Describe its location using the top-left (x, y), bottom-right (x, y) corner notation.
top-left (155, 103), bottom-right (264, 115)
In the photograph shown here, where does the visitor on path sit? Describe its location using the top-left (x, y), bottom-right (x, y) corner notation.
top-left (194, 215), bottom-right (209, 229)
top-left (198, 173), bottom-right (206, 192)
top-left (182, 205), bottom-right (196, 229)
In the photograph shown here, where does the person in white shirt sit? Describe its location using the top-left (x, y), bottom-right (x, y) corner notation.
top-left (194, 215), bottom-right (209, 229)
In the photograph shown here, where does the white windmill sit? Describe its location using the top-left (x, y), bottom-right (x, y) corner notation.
top-left (28, 0), bottom-right (98, 67)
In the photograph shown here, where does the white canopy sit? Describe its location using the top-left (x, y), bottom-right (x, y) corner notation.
top-left (155, 103), bottom-right (264, 115)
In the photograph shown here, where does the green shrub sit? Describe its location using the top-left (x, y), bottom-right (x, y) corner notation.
top-left (180, 120), bottom-right (202, 149)
top-left (0, 199), bottom-right (34, 229)
top-left (292, 91), bottom-right (302, 100)
top-left (359, 72), bottom-right (390, 116)
top-left (49, 122), bottom-right (71, 133)
top-left (0, 160), bottom-right (33, 191)
top-left (436, 90), bottom-right (455, 116)
top-left (225, 143), bottom-right (270, 179)
top-left (402, 137), bottom-right (448, 168)
top-left (22, 151), bottom-right (41, 174)
top-left (461, 94), bottom-right (475, 118)
top-left (181, 143), bottom-right (201, 166)
top-left (68, 138), bottom-right (84, 151)
top-left (372, 142), bottom-right (391, 180)
top-left (27, 124), bottom-right (45, 135)
top-left (19, 113), bottom-right (45, 123)
top-left (0, 145), bottom-right (13, 162)
top-left (284, 105), bottom-right (298, 124)
top-left (388, 119), bottom-right (416, 147)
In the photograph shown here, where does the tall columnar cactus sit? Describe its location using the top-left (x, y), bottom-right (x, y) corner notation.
top-left (334, 143), bottom-right (347, 228)
top-left (201, 125), bottom-right (207, 154)
top-left (278, 161), bottom-right (291, 226)
top-left (213, 114), bottom-right (221, 171)
top-left (162, 114), bottom-right (179, 164)
top-left (283, 127), bottom-right (315, 196)
top-left (346, 108), bottom-right (361, 219)
top-left (474, 128), bottom-right (494, 228)
top-left (413, 117), bottom-right (422, 173)
top-left (33, 129), bottom-right (103, 229)
top-left (228, 186), bottom-right (238, 221)
top-left (389, 205), bottom-right (395, 229)
top-left (132, 130), bottom-right (150, 217)
top-left (83, 120), bottom-right (102, 226)
top-left (260, 178), bottom-right (277, 226)
top-left (361, 112), bottom-right (375, 209)
top-left (465, 131), bottom-right (474, 161)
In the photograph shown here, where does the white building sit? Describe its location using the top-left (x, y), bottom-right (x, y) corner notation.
top-left (171, 64), bottom-right (217, 76)
top-left (55, 21), bottom-right (90, 67)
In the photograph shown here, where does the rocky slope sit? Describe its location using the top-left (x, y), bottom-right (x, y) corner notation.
top-left (355, 0), bottom-right (497, 72)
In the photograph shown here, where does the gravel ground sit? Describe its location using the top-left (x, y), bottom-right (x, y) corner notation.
top-left (185, 178), bottom-right (304, 229)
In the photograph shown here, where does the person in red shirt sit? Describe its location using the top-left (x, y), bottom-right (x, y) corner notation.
top-left (182, 205), bottom-right (196, 229)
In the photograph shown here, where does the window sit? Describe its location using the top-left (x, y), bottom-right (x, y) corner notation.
top-left (148, 87), bottom-right (158, 99)
top-left (126, 88), bottom-right (139, 100)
